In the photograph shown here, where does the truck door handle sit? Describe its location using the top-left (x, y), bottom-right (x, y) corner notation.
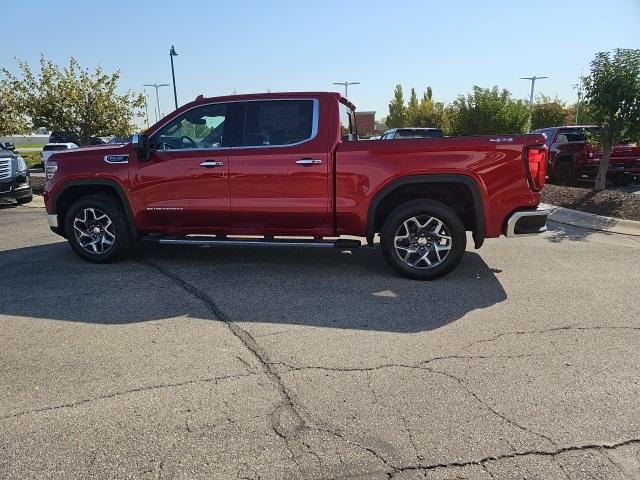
top-left (296, 158), bottom-right (322, 166)
top-left (200, 160), bottom-right (224, 168)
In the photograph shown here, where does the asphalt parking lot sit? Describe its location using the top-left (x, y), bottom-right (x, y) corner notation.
top-left (1, 197), bottom-right (640, 479)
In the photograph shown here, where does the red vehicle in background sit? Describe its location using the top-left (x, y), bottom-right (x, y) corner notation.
top-left (44, 92), bottom-right (549, 280)
top-left (534, 126), bottom-right (640, 186)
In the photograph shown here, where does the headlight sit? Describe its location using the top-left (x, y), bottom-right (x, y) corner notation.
top-left (45, 160), bottom-right (58, 180)
top-left (16, 156), bottom-right (27, 173)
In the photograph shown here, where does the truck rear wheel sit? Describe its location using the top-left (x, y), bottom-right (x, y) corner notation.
top-left (64, 195), bottom-right (132, 263)
top-left (554, 160), bottom-right (576, 186)
top-left (380, 200), bottom-right (467, 280)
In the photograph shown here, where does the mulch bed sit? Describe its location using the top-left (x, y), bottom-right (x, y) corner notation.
top-left (542, 184), bottom-right (640, 221)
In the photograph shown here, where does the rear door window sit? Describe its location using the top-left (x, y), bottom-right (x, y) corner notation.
top-left (239, 100), bottom-right (315, 147)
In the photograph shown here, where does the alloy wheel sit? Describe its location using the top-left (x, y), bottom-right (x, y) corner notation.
top-left (73, 208), bottom-right (116, 255)
top-left (393, 215), bottom-right (452, 269)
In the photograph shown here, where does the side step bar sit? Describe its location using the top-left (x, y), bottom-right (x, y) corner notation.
top-left (151, 236), bottom-right (362, 249)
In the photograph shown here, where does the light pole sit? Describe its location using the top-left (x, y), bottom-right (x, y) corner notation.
top-left (520, 75), bottom-right (548, 133)
top-left (333, 81), bottom-right (360, 99)
top-left (143, 83), bottom-right (169, 122)
top-left (142, 90), bottom-right (150, 127)
top-left (169, 45), bottom-right (178, 110)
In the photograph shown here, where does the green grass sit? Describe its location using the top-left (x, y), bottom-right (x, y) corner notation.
top-left (20, 152), bottom-right (43, 168)
top-left (14, 143), bottom-right (45, 150)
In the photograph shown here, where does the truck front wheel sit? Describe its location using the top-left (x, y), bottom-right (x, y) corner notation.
top-left (380, 200), bottom-right (467, 280)
top-left (64, 195), bottom-right (132, 263)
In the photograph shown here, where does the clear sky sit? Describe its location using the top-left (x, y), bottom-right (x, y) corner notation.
top-left (4, 0), bottom-right (639, 121)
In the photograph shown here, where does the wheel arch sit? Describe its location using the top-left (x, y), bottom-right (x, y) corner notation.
top-left (52, 179), bottom-right (138, 240)
top-left (365, 174), bottom-right (486, 249)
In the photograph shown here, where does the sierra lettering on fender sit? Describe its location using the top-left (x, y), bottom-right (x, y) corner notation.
top-left (43, 91), bottom-right (549, 280)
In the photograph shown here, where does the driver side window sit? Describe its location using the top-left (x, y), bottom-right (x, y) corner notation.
top-left (152, 103), bottom-right (228, 150)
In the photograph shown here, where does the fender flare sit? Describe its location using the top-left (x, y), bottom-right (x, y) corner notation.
top-left (365, 174), bottom-right (486, 249)
top-left (52, 179), bottom-right (138, 240)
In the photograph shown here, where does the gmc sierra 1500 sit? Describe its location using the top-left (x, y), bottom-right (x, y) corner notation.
top-left (44, 92), bottom-right (548, 279)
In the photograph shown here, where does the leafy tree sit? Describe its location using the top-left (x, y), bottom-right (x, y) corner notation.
top-left (531, 94), bottom-right (571, 130)
top-left (582, 49), bottom-right (640, 191)
top-left (446, 86), bottom-right (529, 136)
top-left (406, 86), bottom-right (446, 129)
top-left (386, 84), bottom-right (406, 128)
top-left (0, 81), bottom-right (29, 136)
top-left (1, 56), bottom-right (145, 145)
top-left (405, 88), bottom-right (420, 126)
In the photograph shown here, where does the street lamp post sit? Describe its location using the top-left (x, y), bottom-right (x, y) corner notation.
top-left (142, 91), bottom-right (150, 127)
top-left (143, 83), bottom-right (169, 122)
top-left (520, 75), bottom-right (548, 133)
top-left (333, 81), bottom-right (360, 99)
top-left (169, 45), bottom-right (178, 110)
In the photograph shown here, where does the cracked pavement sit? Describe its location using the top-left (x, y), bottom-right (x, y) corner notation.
top-left (1, 199), bottom-right (640, 479)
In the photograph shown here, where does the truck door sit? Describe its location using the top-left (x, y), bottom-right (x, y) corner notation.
top-left (130, 102), bottom-right (232, 231)
top-left (227, 98), bottom-right (330, 232)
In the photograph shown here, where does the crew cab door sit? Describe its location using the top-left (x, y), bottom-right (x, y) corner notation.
top-left (227, 99), bottom-right (330, 232)
top-left (130, 102), bottom-right (232, 232)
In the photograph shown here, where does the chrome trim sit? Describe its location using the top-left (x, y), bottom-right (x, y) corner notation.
top-left (505, 207), bottom-right (550, 237)
top-left (200, 160), bottom-right (224, 167)
top-left (296, 159), bottom-right (322, 165)
top-left (0, 158), bottom-right (11, 180)
top-left (159, 237), bottom-right (341, 248)
top-left (147, 98), bottom-right (320, 152)
top-left (0, 186), bottom-right (11, 194)
top-left (104, 154), bottom-right (129, 164)
top-left (152, 147), bottom-right (232, 153)
top-left (46, 214), bottom-right (58, 228)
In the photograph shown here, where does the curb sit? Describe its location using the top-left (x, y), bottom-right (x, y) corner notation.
top-left (540, 203), bottom-right (640, 237)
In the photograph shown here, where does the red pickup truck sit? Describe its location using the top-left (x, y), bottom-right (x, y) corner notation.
top-left (533, 126), bottom-right (640, 186)
top-left (43, 92), bottom-right (548, 280)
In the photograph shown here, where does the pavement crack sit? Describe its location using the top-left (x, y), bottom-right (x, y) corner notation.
top-left (462, 325), bottom-right (640, 350)
top-left (426, 366), bottom-right (558, 448)
top-left (389, 438), bottom-right (640, 476)
top-left (0, 372), bottom-right (258, 422)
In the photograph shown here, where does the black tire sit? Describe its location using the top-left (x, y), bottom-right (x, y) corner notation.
top-left (554, 160), bottom-right (576, 186)
top-left (16, 195), bottom-right (33, 205)
top-left (380, 199), bottom-right (467, 280)
top-left (64, 195), bottom-right (132, 263)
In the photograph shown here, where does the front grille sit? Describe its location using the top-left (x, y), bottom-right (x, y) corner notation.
top-left (0, 159), bottom-right (11, 180)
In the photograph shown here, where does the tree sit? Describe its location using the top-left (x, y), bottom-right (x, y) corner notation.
top-left (386, 84), bottom-right (406, 128)
top-left (531, 94), bottom-right (571, 130)
top-left (405, 88), bottom-right (420, 126)
top-left (0, 81), bottom-right (29, 136)
top-left (1, 56), bottom-right (145, 145)
top-left (406, 86), bottom-right (446, 129)
top-left (446, 86), bottom-right (530, 136)
top-left (581, 49), bottom-right (640, 191)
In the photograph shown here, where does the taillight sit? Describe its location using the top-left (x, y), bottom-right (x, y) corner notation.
top-left (524, 145), bottom-right (547, 191)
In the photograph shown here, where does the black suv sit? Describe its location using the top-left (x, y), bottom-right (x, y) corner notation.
top-left (0, 143), bottom-right (32, 205)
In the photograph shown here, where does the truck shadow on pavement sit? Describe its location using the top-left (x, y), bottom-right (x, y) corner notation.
top-left (0, 241), bottom-right (507, 333)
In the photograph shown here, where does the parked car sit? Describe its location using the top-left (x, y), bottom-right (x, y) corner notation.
top-left (107, 136), bottom-right (131, 144)
top-left (43, 92), bottom-right (549, 280)
top-left (49, 131), bottom-right (106, 146)
top-left (381, 128), bottom-right (444, 140)
top-left (533, 126), bottom-right (640, 186)
top-left (42, 143), bottom-right (78, 170)
top-left (0, 142), bottom-right (32, 205)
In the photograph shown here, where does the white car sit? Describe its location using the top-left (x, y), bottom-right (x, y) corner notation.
top-left (42, 143), bottom-right (78, 172)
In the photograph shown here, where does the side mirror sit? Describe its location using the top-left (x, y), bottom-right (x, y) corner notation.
top-left (131, 133), bottom-right (149, 161)
top-left (4, 142), bottom-right (15, 151)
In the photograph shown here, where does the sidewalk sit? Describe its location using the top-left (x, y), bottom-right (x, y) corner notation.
top-left (541, 202), bottom-right (640, 236)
